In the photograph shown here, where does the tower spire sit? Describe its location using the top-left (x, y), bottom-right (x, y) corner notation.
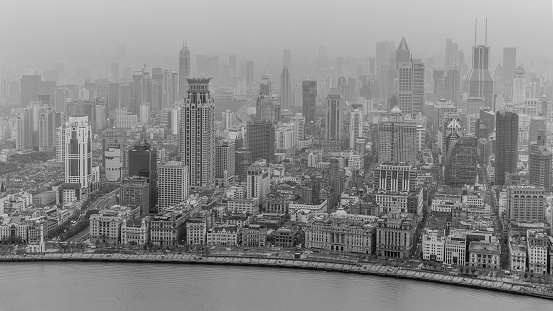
top-left (474, 18), bottom-right (478, 46)
top-left (485, 18), bottom-right (488, 46)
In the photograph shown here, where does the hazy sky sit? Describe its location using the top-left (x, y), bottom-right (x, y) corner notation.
top-left (1, 0), bottom-right (552, 65)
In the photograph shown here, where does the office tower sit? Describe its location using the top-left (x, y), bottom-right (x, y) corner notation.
top-left (283, 49), bottom-right (292, 69)
top-left (158, 161), bottom-right (189, 210)
top-left (15, 108), bottom-right (32, 150)
top-left (235, 147), bottom-right (252, 182)
top-left (302, 80), bottom-right (317, 123)
top-left (528, 130), bottom-right (551, 190)
top-left (512, 66), bottom-right (526, 105)
top-left (95, 105), bottom-right (106, 130)
top-left (444, 136), bottom-right (478, 186)
top-left (20, 75), bottom-right (41, 107)
top-left (377, 107), bottom-right (417, 165)
top-left (215, 139), bottom-right (235, 188)
top-left (445, 39), bottom-right (460, 70)
top-left (60, 117), bottom-right (96, 190)
top-left (373, 163), bottom-right (416, 192)
top-left (468, 39), bottom-right (495, 109)
top-left (349, 108), bottom-right (363, 149)
top-left (503, 47), bottom-right (516, 91)
top-left (396, 38), bottom-right (424, 117)
top-left (39, 81), bottom-right (56, 108)
top-left (128, 142), bottom-right (157, 210)
top-left (247, 120), bottom-right (275, 163)
top-left (104, 146), bottom-right (122, 182)
top-left (445, 66), bottom-right (460, 102)
top-left (329, 158), bottom-right (344, 208)
top-left (495, 111), bottom-right (518, 185)
top-left (376, 41), bottom-right (395, 76)
top-left (180, 78), bottom-right (215, 188)
top-left (508, 186), bottom-right (546, 222)
top-left (433, 70), bottom-right (445, 98)
top-left (229, 55), bottom-right (236, 76)
top-left (280, 66), bottom-right (291, 109)
top-left (221, 110), bottom-right (235, 130)
top-left (110, 62), bottom-right (119, 82)
top-left (245, 61), bottom-right (254, 86)
top-left (324, 88), bottom-right (343, 151)
top-left (260, 76), bottom-right (271, 95)
top-left (256, 94), bottom-right (280, 122)
top-left (246, 163), bottom-right (270, 204)
top-left (179, 42), bottom-right (191, 99)
top-left (139, 103), bottom-right (149, 123)
top-left (120, 176), bottom-right (150, 216)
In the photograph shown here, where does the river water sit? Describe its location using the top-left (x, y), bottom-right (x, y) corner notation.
top-left (0, 263), bottom-right (549, 310)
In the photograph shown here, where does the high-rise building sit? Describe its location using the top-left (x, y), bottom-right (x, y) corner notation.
top-left (528, 130), bottom-right (551, 191)
top-left (377, 107), bottom-right (417, 165)
top-left (468, 44), bottom-right (494, 109)
top-left (180, 78), bottom-right (215, 188)
top-left (158, 161), bottom-right (189, 210)
top-left (247, 120), bottom-right (275, 163)
top-left (235, 147), bottom-right (252, 182)
top-left (259, 76), bottom-right (271, 96)
top-left (433, 70), bottom-right (445, 98)
top-left (445, 66), bottom-right (460, 102)
top-left (246, 163), bottom-right (270, 204)
top-left (280, 66), bottom-right (291, 109)
top-left (283, 49), bottom-right (292, 69)
top-left (444, 136), bottom-right (478, 186)
top-left (508, 186), bottom-right (546, 222)
top-left (104, 146), bottom-right (122, 182)
top-left (502, 47), bottom-right (516, 91)
top-left (256, 94), bottom-right (281, 122)
top-left (179, 42), bottom-right (191, 99)
top-left (245, 61), bottom-right (254, 86)
top-left (512, 66), bottom-right (526, 105)
top-left (302, 80), bottom-right (317, 123)
top-left (20, 75), bottom-right (41, 107)
top-left (229, 55), bottom-right (236, 76)
top-left (325, 88), bottom-right (343, 141)
top-left (495, 111), bottom-right (518, 185)
top-left (120, 176), bottom-right (150, 216)
top-left (221, 110), bottom-right (235, 130)
top-left (128, 142), bottom-right (157, 210)
top-left (108, 82), bottom-right (119, 114)
top-left (373, 162), bottom-right (416, 192)
top-left (110, 62), bottom-right (120, 82)
top-left (215, 139), bottom-right (235, 188)
top-left (395, 38), bottom-right (424, 117)
top-left (349, 108), bottom-right (363, 149)
top-left (60, 116), bottom-right (98, 191)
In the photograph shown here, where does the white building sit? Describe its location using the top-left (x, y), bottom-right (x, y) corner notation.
top-left (114, 108), bottom-right (137, 129)
top-left (444, 230), bottom-right (466, 266)
top-left (307, 151), bottom-right (322, 167)
top-left (186, 214), bottom-right (207, 245)
top-left (527, 229), bottom-right (549, 274)
top-left (139, 103), bottom-right (150, 123)
top-left (246, 163), bottom-right (270, 204)
top-left (89, 210), bottom-right (125, 245)
top-left (227, 198), bottom-right (259, 215)
top-left (158, 161), bottom-right (189, 210)
top-left (422, 229), bottom-right (445, 262)
top-left (121, 217), bottom-right (150, 246)
top-left (349, 108), bottom-right (363, 149)
top-left (221, 109), bottom-right (235, 130)
top-left (207, 225), bottom-right (238, 245)
top-left (104, 147), bottom-right (122, 182)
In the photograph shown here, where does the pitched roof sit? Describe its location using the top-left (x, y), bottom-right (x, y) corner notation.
top-left (398, 37), bottom-right (409, 51)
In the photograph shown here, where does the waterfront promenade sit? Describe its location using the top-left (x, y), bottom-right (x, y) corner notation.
top-left (1, 252), bottom-right (552, 300)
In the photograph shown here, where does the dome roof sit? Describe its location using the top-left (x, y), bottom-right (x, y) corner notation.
top-left (334, 207), bottom-right (348, 219)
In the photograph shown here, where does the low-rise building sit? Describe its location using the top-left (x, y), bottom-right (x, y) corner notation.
top-left (444, 230), bottom-right (467, 266)
top-left (468, 241), bottom-right (501, 270)
top-left (32, 191), bottom-right (56, 207)
top-left (150, 197), bottom-right (204, 246)
top-left (375, 209), bottom-right (418, 258)
top-left (527, 229), bottom-right (550, 274)
top-left (272, 224), bottom-right (301, 248)
top-left (305, 208), bottom-right (376, 254)
top-left (509, 236), bottom-right (527, 272)
top-left (241, 224), bottom-right (267, 247)
top-left (422, 229), bottom-right (445, 262)
top-left (89, 210), bottom-right (125, 245)
top-left (207, 225), bottom-right (239, 245)
top-left (227, 197), bottom-right (259, 214)
top-left (186, 213), bottom-right (208, 246)
top-left (121, 217), bottom-right (150, 246)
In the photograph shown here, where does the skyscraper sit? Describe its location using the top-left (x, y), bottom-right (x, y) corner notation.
top-left (468, 42), bottom-right (494, 109)
top-left (283, 49), bottom-right (292, 69)
top-left (179, 42), bottom-right (190, 99)
top-left (396, 37), bottom-right (424, 117)
top-left (349, 108), bottom-right (363, 149)
top-left (495, 111), bottom-right (518, 185)
top-left (280, 66), bottom-right (291, 109)
top-left (512, 66), bottom-right (526, 105)
top-left (502, 47), bottom-right (516, 91)
top-left (247, 120), bottom-right (275, 163)
top-left (259, 76), bottom-right (271, 95)
top-left (302, 80), bottom-right (317, 123)
top-left (373, 162), bottom-right (417, 192)
top-left (110, 62), bottom-right (120, 82)
top-left (324, 88), bottom-right (343, 151)
top-left (20, 75), bottom-right (41, 107)
top-left (180, 78), bottom-right (215, 188)
top-left (128, 142), bottom-right (158, 211)
top-left (215, 139), bottom-right (235, 188)
top-left (445, 66), bottom-right (460, 102)
top-left (246, 163), bottom-right (270, 204)
top-left (528, 130), bottom-right (551, 191)
top-left (120, 176), bottom-right (150, 216)
top-left (245, 61), bottom-right (254, 86)
top-left (158, 161), bottom-right (189, 210)
top-left (444, 136), bottom-right (478, 186)
top-left (377, 107), bottom-right (417, 165)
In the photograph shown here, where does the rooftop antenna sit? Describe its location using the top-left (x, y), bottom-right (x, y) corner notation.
top-left (485, 18), bottom-right (488, 46)
top-left (474, 18), bottom-right (478, 46)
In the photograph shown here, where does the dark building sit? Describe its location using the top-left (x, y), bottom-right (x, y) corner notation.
top-left (444, 136), bottom-right (478, 186)
top-left (495, 111), bottom-right (518, 186)
top-left (120, 176), bottom-right (150, 216)
top-left (128, 142), bottom-right (157, 211)
top-left (302, 80), bottom-right (317, 123)
top-left (445, 67), bottom-right (460, 102)
top-left (433, 70), bottom-right (445, 98)
top-left (235, 147), bottom-right (252, 183)
top-left (20, 75), bottom-right (41, 107)
top-left (247, 121), bottom-right (275, 163)
top-left (528, 130), bottom-right (552, 191)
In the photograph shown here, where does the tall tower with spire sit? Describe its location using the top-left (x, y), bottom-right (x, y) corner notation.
top-left (468, 19), bottom-right (495, 110)
top-left (179, 41), bottom-right (191, 99)
top-left (395, 37), bottom-right (425, 117)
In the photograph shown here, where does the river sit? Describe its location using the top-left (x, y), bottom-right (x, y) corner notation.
top-left (0, 263), bottom-right (549, 310)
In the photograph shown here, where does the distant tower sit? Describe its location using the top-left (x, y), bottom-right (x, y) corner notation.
top-left (395, 37), bottom-right (424, 117)
top-left (215, 139), bottom-right (235, 188)
top-left (468, 20), bottom-right (494, 109)
top-left (280, 66), bottom-right (291, 109)
top-left (61, 117), bottom-right (94, 190)
top-left (283, 49), bottom-right (292, 69)
top-left (502, 47), bottom-right (517, 91)
top-left (179, 42), bottom-right (191, 99)
top-left (180, 78), bottom-right (215, 188)
top-left (528, 130), bottom-right (551, 191)
top-left (495, 111), bottom-right (518, 185)
top-left (349, 108), bottom-right (363, 149)
top-left (512, 66), bottom-right (526, 105)
top-left (377, 106), bottom-right (417, 165)
top-left (325, 88), bottom-right (343, 141)
top-left (302, 80), bottom-right (317, 123)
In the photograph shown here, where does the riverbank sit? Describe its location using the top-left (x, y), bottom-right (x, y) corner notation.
top-left (2, 252), bottom-right (552, 300)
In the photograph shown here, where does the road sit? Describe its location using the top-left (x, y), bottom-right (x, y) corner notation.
top-left (66, 189), bottom-right (119, 243)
